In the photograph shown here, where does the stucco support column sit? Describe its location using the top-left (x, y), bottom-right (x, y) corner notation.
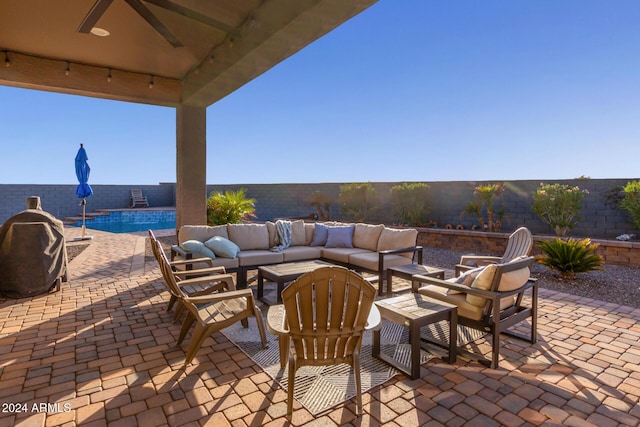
top-left (176, 105), bottom-right (207, 231)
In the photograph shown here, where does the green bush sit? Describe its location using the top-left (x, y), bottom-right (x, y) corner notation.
top-left (206, 189), bottom-right (256, 225)
top-left (462, 183), bottom-right (505, 232)
top-left (531, 183), bottom-right (588, 237)
top-left (535, 237), bottom-right (603, 280)
top-left (339, 182), bottom-right (376, 222)
top-left (620, 180), bottom-right (640, 231)
top-left (390, 182), bottom-right (430, 226)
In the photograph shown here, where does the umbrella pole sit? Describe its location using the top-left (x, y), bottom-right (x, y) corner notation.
top-left (81, 198), bottom-right (86, 238)
top-left (74, 197), bottom-right (93, 241)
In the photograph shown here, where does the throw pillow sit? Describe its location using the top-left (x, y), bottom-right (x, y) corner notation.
top-left (447, 266), bottom-right (486, 294)
top-left (310, 223), bottom-right (329, 246)
top-left (204, 236), bottom-right (241, 258)
top-left (180, 240), bottom-right (216, 259)
top-left (467, 264), bottom-right (498, 306)
top-left (325, 225), bottom-right (355, 248)
top-left (454, 266), bottom-right (486, 286)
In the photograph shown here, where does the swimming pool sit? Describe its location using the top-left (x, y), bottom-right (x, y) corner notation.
top-left (73, 210), bottom-right (176, 233)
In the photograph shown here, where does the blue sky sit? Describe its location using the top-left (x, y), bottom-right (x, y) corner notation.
top-left (2, 0), bottom-right (639, 185)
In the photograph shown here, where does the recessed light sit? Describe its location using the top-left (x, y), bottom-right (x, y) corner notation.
top-left (90, 27), bottom-right (110, 37)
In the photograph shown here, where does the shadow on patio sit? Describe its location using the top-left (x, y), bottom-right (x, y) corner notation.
top-left (0, 227), bottom-right (639, 426)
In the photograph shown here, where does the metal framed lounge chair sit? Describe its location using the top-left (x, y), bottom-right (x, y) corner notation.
top-left (266, 266), bottom-right (380, 416)
top-left (130, 188), bottom-right (149, 208)
top-left (155, 241), bottom-right (267, 369)
top-left (456, 226), bottom-right (533, 275)
top-left (415, 256), bottom-right (537, 369)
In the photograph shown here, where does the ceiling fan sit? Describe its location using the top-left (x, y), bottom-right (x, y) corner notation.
top-left (77, 0), bottom-right (239, 48)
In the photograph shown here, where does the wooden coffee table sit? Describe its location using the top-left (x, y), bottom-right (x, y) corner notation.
top-left (257, 260), bottom-right (331, 305)
top-left (386, 264), bottom-right (445, 296)
top-left (372, 293), bottom-right (457, 379)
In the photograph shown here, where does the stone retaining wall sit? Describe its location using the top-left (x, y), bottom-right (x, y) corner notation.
top-left (418, 228), bottom-right (640, 268)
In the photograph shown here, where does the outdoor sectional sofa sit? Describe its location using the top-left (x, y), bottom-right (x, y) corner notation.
top-left (171, 221), bottom-right (422, 295)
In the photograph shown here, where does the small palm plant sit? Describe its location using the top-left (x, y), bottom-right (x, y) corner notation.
top-left (535, 238), bottom-right (604, 280)
top-left (206, 189), bottom-right (256, 225)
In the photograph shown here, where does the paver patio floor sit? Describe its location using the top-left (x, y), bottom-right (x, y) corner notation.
top-left (1, 227), bottom-right (639, 427)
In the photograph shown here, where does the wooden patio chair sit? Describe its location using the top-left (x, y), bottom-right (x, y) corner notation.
top-left (130, 188), bottom-right (149, 208)
top-left (155, 240), bottom-right (266, 368)
top-left (456, 227), bottom-right (533, 275)
top-left (266, 266), bottom-right (380, 416)
top-left (149, 231), bottom-right (235, 321)
top-left (415, 256), bottom-right (537, 369)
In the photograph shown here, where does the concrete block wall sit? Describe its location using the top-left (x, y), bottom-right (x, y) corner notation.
top-left (0, 183), bottom-right (175, 223)
top-left (1, 178), bottom-right (637, 240)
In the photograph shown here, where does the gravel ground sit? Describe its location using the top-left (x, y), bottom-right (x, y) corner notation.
top-left (144, 236), bottom-right (640, 310)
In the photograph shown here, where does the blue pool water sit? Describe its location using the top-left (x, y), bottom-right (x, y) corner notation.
top-left (73, 210), bottom-right (176, 233)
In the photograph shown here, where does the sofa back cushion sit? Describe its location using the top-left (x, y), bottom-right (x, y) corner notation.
top-left (466, 260), bottom-right (531, 307)
top-left (376, 227), bottom-right (418, 258)
top-left (353, 223), bottom-right (384, 252)
top-left (227, 224), bottom-right (269, 250)
top-left (304, 223), bottom-right (315, 245)
top-left (179, 225), bottom-right (228, 244)
top-left (290, 220), bottom-right (307, 246)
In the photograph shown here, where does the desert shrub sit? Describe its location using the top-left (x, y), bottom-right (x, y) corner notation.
top-left (339, 182), bottom-right (376, 222)
top-left (390, 182), bottom-right (430, 226)
top-left (531, 183), bottom-right (588, 237)
top-left (620, 180), bottom-right (640, 231)
top-left (462, 183), bottom-right (505, 232)
top-left (206, 189), bottom-right (256, 225)
top-left (309, 190), bottom-right (332, 221)
top-left (535, 237), bottom-right (603, 280)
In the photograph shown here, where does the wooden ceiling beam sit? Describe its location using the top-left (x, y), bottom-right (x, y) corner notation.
top-left (0, 51), bottom-right (181, 107)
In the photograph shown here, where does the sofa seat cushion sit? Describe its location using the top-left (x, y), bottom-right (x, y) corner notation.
top-left (377, 227), bottom-right (418, 259)
top-left (353, 223), bottom-right (384, 252)
top-left (282, 246), bottom-right (323, 262)
top-left (418, 285), bottom-right (483, 321)
top-left (179, 225), bottom-right (228, 243)
top-left (348, 252), bottom-right (412, 272)
top-left (321, 247), bottom-right (369, 264)
top-left (237, 250), bottom-right (283, 266)
top-left (228, 224), bottom-right (270, 250)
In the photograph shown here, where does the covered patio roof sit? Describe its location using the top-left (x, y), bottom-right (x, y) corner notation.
top-left (0, 0), bottom-right (378, 228)
top-left (0, 0), bottom-right (377, 108)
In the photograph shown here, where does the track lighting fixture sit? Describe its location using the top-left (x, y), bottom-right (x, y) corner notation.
top-left (65, 62), bottom-right (70, 76)
top-left (4, 51), bottom-right (9, 67)
top-left (107, 68), bottom-right (112, 82)
top-left (148, 75), bottom-right (154, 89)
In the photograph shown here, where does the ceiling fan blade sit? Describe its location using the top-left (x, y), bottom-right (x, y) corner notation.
top-left (144, 0), bottom-right (240, 36)
top-left (125, 0), bottom-right (183, 47)
top-left (77, 0), bottom-right (114, 33)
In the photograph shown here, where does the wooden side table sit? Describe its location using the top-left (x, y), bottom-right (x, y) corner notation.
top-left (257, 260), bottom-right (330, 305)
top-left (387, 264), bottom-right (445, 296)
top-left (372, 293), bottom-right (457, 380)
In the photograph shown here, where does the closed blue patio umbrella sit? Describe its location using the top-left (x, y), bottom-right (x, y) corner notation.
top-left (75, 143), bottom-right (93, 240)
